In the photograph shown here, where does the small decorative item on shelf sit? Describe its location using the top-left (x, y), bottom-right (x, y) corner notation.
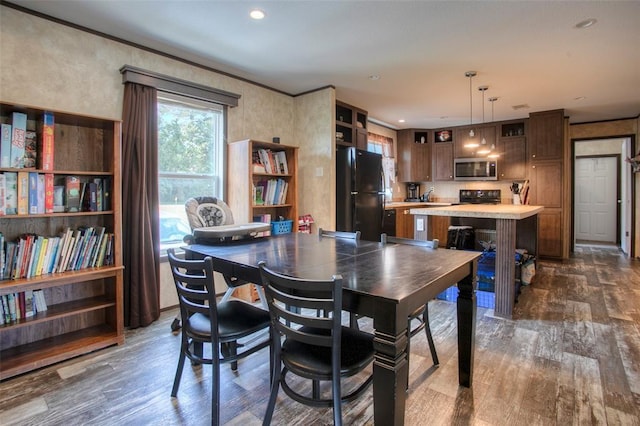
top-left (297, 214), bottom-right (314, 234)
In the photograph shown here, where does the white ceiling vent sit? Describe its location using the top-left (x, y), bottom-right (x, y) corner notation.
top-left (512, 104), bottom-right (530, 110)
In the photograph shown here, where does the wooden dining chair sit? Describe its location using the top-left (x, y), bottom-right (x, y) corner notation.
top-left (380, 233), bottom-right (440, 390)
top-left (258, 261), bottom-right (374, 426)
top-left (168, 249), bottom-right (271, 425)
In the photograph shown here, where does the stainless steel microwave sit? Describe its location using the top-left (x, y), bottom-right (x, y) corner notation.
top-left (454, 158), bottom-right (498, 181)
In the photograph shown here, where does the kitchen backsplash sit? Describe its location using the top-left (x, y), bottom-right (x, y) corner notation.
top-left (392, 180), bottom-right (526, 204)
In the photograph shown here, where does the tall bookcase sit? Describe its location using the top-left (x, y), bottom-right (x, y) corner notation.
top-left (0, 102), bottom-right (123, 380)
top-left (227, 139), bottom-right (298, 231)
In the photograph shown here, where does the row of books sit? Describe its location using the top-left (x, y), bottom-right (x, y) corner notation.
top-left (253, 148), bottom-right (289, 175)
top-left (252, 213), bottom-right (272, 237)
top-left (0, 111), bottom-right (54, 170)
top-left (0, 290), bottom-right (48, 325)
top-left (254, 178), bottom-right (288, 206)
top-left (0, 172), bottom-right (111, 215)
top-left (0, 227), bottom-right (115, 281)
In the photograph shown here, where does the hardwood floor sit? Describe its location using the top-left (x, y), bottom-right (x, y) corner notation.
top-left (1, 245), bottom-right (639, 425)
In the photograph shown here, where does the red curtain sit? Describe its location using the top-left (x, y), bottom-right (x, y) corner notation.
top-left (122, 83), bottom-right (160, 328)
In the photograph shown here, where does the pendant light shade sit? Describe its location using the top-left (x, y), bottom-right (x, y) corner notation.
top-left (465, 71), bottom-right (476, 137)
top-left (478, 86), bottom-right (488, 145)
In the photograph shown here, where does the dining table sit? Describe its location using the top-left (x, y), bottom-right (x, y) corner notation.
top-left (184, 232), bottom-right (480, 426)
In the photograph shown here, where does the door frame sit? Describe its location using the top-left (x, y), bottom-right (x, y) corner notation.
top-left (571, 136), bottom-right (636, 256)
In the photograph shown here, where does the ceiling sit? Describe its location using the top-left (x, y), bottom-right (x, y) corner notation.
top-left (6, 0), bottom-right (640, 129)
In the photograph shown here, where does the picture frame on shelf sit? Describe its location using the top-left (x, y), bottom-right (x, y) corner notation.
top-left (435, 130), bottom-right (452, 143)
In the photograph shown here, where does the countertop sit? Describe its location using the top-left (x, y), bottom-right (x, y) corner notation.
top-left (410, 204), bottom-right (544, 220)
top-left (386, 201), bottom-right (453, 209)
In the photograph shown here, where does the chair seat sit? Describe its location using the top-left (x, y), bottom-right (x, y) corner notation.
top-left (187, 300), bottom-right (270, 341)
top-left (282, 326), bottom-right (374, 378)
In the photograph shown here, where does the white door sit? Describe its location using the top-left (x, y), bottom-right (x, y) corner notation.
top-left (575, 157), bottom-right (617, 243)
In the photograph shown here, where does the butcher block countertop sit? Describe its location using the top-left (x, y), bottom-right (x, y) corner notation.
top-left (386, 201), bottom-right (453, 209)
top-left (410, 204), bottom-right (544, 220)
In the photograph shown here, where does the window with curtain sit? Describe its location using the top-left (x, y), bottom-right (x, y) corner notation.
top-left (157, 93), bottom-right (225, 252)
top-left (368, 132), bottom-right (395, 199)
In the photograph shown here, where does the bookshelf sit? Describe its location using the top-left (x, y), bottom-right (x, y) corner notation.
top-left (227, 139), bottom-right (298, 232)
top-left (0, 102), bottom-right (123, 380)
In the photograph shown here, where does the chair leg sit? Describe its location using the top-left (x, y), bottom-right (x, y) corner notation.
top-left (171, 347), bottom-right (187, 397)
top-left (312, 380), bottom-right (320, 400)
top-left (406, 319), bottom-right (412, 392)
top-left (423, 304), bottom-right (439, 365)
top-left (349, 313), bottom-right (360, 330)
top-left (263, 349), bottom-right (281, 426)
top-left (229, 341), bottom-right (238, 371)
top-left (332, 367), bottom-right (343, 426)
top-left (212, 354), bottom-right (221, 426)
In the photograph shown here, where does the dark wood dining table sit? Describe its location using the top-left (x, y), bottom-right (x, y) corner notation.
top-left (184, 232), bottom-right (480, 426)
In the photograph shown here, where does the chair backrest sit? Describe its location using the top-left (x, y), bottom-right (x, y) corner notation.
top-left (381, 233), bottom-right (439, 249)
top-left (167, 249), bottom-right (219, 336)
top-left (258, 261), bottom-right (343, 349)
top-left (184, 196), bottom-right (235, 230)
top-left (318, 228), bottom-right (361, 240)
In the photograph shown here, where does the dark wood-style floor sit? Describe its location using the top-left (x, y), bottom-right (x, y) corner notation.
top-left (1, 244), bottom-right (639, 425)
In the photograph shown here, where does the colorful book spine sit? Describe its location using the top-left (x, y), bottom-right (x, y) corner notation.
top-left (38, 112), bottom-right (55, 170)
top-left (4, 172), bottom-right (17, 215)
top-left (0, 123), bottom-right (11, 167)
top-left (28, 172), bottom-right (39, 214)
top-left (23, 130), bottom-right (37, 168)
top-left (0, 174), bottom-right (5, 216)
top-left (10, 112), bottom-right (27, 168)
top-left (65, 176), bottom-right (81, 212)
top-left (44, 173), bottom-right (54, 213)
top-left (17, 171), bottom-right (29, 215)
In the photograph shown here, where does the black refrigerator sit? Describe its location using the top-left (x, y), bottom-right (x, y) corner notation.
top-left (336, 147), bottom-right (385, 241)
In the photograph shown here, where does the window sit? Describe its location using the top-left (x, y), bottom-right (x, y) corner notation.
top-left (367, 132), bottom-right (395, 199)
top-left (157, 93), bottom-right (225, 252)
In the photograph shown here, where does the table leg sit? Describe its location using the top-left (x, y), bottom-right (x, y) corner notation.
top-left (372, 305), bottom-right (408, 425)
top-left (457, 261), bottom-right (477, 387)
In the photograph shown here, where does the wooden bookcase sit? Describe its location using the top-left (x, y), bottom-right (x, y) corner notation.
top-left (0, 102), bottom-right (123, 380)
top-left (227, 139), bottom-right (298, 232)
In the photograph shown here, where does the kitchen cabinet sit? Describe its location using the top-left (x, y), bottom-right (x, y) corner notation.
top-left (528, 109), bottom-right (564, 161)
top-left (336, 101), bottom-right (368, 150)
top-left (537, 210), bottom-right (563, 258)
top-left (433, 141), bottom-right (454, 181)
top-left (498, 135), bottom-right (527, 180)
top-left (396, 207), bottom-right (416, 239)
top-left (454, 125), bottom-right (497, 158)
top-left (529, 160), bottom-right (562, 207)
top-left (397, 129), bottom-right (430, 182)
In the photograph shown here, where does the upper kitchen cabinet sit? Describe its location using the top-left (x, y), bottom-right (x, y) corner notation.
top-left (497, 119), bottom-right (527, 180)
top-left (336, 100), bottom-right (368, 150)
top-left (397, 129), bottom-right (431, 182)
top-left (432, 129), bottom-right (454, 181)
top-left (454, 125), bottom-right (497, 158)
top-left (528, 109), bottom-right (564, 161)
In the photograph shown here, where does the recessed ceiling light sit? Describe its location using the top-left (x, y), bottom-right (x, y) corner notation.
top-left (575, 18), bottom-right (597, 29)
top-left (250, 9), bottom-right (265, 20)
top-left (398, 119), bottom-right (405, 123)
top-left (368, 75), bottom-right (380, 81)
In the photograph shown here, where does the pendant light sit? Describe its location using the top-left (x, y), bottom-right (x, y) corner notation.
top-left (478, 85), bottom-right (488, 145)
top-left (464, 71), bottom-right (478, 148)
top-left (486, 96), bottom-right (499, 158)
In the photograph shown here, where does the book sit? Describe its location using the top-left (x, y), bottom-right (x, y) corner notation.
top-left (53, 185), bottom-right (65, 212)
top-left (44, 173), bottom-right (54, 213)
top-left (38, 112), bottom-right (55, 170)
top-left (65, 176), bottom-right (81, 212)
top-left (4, 172), bottom-right (17, 215)
top-left (24, 290), bottom-right (35, 318)
top-left (93, 178), bottom-right (103, 211)
top-left (0, 174), bottom-right (5, 216)
top-left (82, 181), bottom-right (97, 212)
top-left (103, 178), bottom-right (111, 210)
top-left (275, 151), bottom-right (289, 174)
top-left (23, 130), bottom-right (37, 168)
top-left (28, 171), bottom-right (39, 214)
top-left (10, 112), bottom-right (27, 168)
top-left (0, 123), bottom-right (11, 167)
top-left (37, 173), bottom-right (45, 214)
top-left (17, 171), bottom-right (29, 215)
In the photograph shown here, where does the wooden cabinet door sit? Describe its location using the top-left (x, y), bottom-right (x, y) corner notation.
top-left (356, 128), bottom-right (368, 150)
top-left (498, 136), bottom-right (527, 180)
top-left (454, 126), bottom-right (480, 158)
top-left (433, 142), bottom-right (454, 181)
top-left (397, 208), bottom-right (415, 239)
top-left (397, 129), bottom-right (430, 182)
top-left (429, 216), bottom-right (450, 244)
top-left (529, 160), bottom-right (562, 207)
top-left (529, 109), bottom-right (564, 161)
top-left (538, 209), bottom-right (563, 258)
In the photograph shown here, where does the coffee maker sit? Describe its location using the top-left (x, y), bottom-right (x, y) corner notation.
top-left (405, 182), bottom-right (421, 202)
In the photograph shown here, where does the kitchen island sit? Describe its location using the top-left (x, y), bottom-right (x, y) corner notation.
top-left (411, 204), bottom-right (544, 318)
top-left (384, 201), bottom-right (452, 239)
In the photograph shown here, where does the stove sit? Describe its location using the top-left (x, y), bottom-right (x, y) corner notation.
top-left (459, 189), bottom-right (501, 204)
top-left (404, 198), bottom-right (422, 202)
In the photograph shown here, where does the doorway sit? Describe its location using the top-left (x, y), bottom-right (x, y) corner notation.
top-left (574, 156), bottom-right (619, 244)
top-left (573, 137), bottom-right (633, 255)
